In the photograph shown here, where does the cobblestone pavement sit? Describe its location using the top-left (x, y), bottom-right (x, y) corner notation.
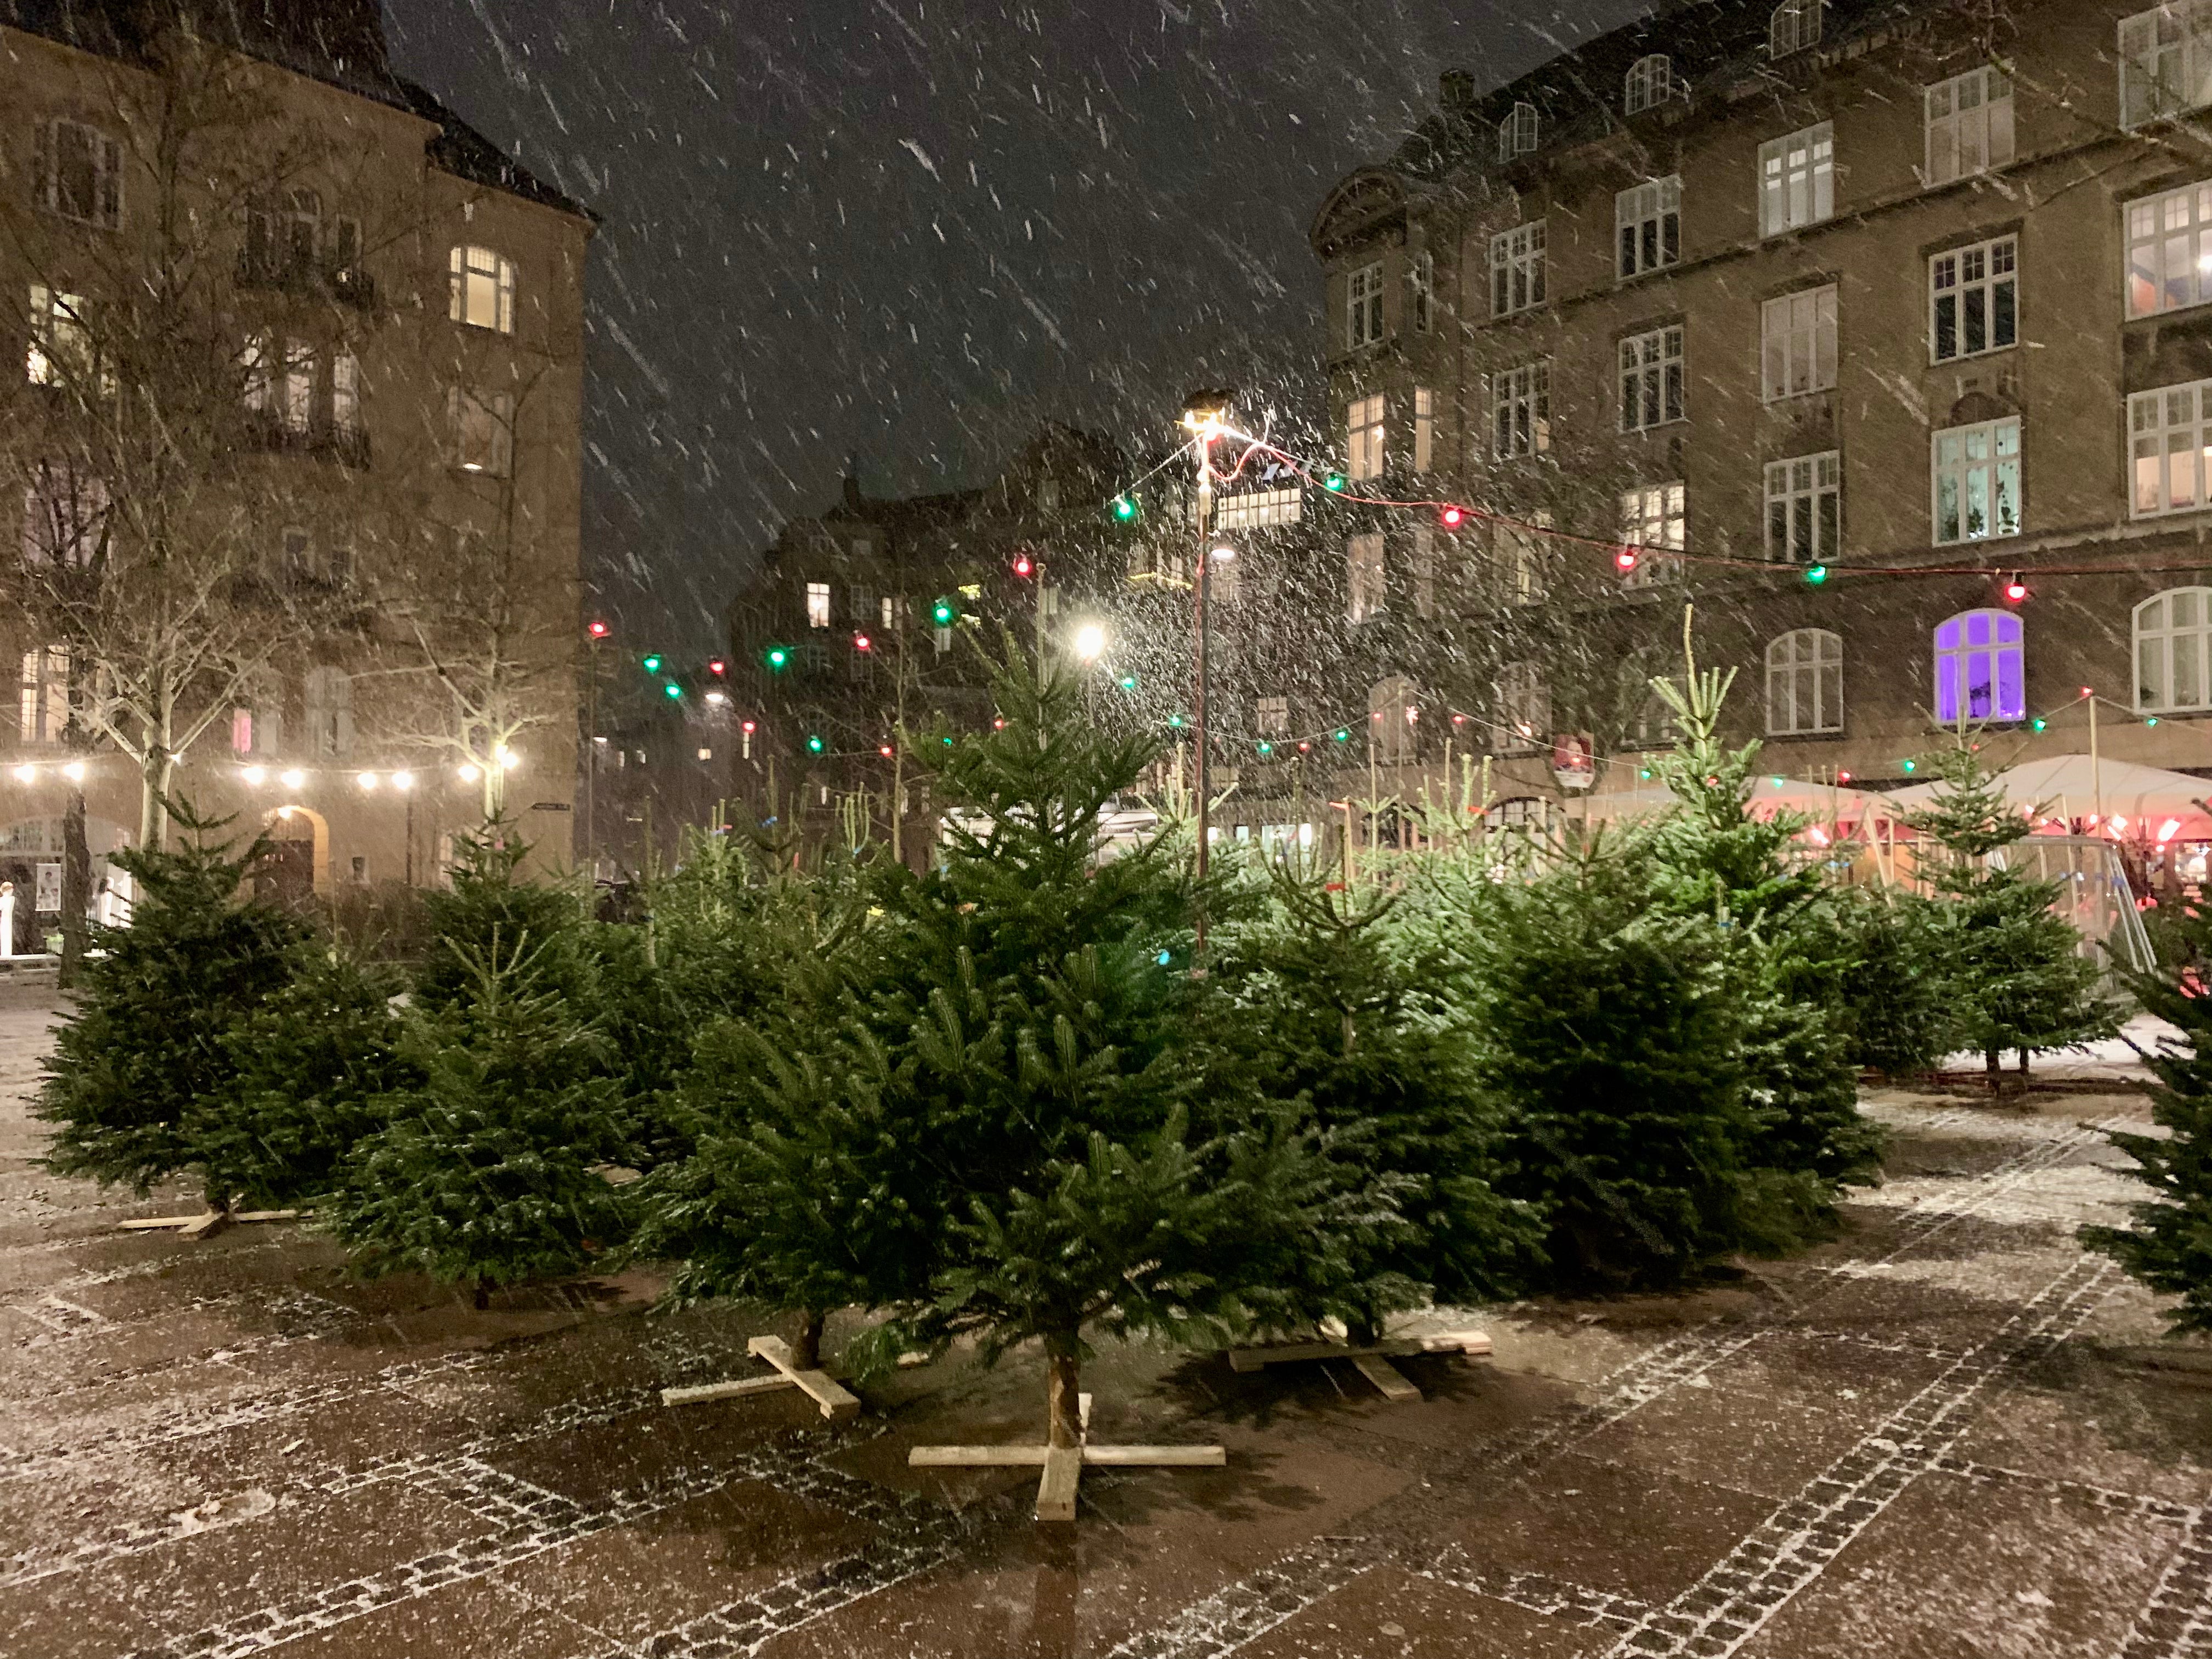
top-left (3, 979), bottom-right (2209, 1658)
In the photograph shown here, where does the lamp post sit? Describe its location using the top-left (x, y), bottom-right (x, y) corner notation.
top-left (1073, 620), bottom-right (1107, 726)
top-left (584, 618), bottom-right (609, 878)
top-left (1181, 388), bottom-right (1234, 952)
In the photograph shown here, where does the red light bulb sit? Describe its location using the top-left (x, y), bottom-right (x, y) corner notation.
top-left (2004, 579), bottom-right (2029, 602)
top-left (1616, 548), bottom-right (1640, 573)
top-left (1440, 505), bottom-right (1465, 528)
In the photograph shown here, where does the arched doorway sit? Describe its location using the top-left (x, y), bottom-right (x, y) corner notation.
top-left (253, 805), bottom-right (327, 905)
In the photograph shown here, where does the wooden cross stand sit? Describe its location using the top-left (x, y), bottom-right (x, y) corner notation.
top-left (1224, 1328), bottom-right (1493, 1402)
top-left (661, 1335), bottom-right (861, 1423)
top-left (909, 1395), bottom-right (1226, 1523)
top-left (117, 1209), bottom-right (301, 1240)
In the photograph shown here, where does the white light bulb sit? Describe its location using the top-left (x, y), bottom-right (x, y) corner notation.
top-left (391, 771), bottom-right (414, 792)
top-left (280, 769), bottom-right (305, 789)
top-left (356, 771), bottom-right (378, 791)
top-left (61, 761), bottom-right (86, 783)
top-left (10, 764), bottom-right (34, 783)
top-left (1073, 623), bottom-right (1107, 661)
top-left (1209, 544), bottom-right (1237, 561)
top-left (241, 765), bottom-right (267, 786)
top-left (458, 763), bottom-right (481, 783)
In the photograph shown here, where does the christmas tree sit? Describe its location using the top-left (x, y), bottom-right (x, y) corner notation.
top-left (411, 825), bottom-right (592, 1012)
top-left (1827, 885), bottom-right (1955, 1081)
top-left (36, 816), bottom-right (305, 1202)
top-left (2082, 904), bottom-right (2212, 1333)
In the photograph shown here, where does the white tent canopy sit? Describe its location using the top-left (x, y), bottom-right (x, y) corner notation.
top-left (1586, 776), bottom-right (1877, 826)
top-left (1875, 755), bottom-right (2212, 841)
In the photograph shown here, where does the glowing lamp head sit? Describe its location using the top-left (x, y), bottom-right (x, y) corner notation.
top-left (10, 764), bottom-right (33, 783)
top-left (1111, 495), bottom-right (1137, 521)
top-left (1901, 759), bottom-right (1917, 773)
top-left (1073, 623), bottom-right (1107, 661)
top-left (2004, 579), bottom-right (2029, 603)
top-left (1804, 563), bottom-right (1829, 585)
top-left (495, 746), bottom-right (518, 770)
top-left (1256, 741), bottom-right (1273, 757)
top-left (2031, 716), bottom-right (2048, 732)
top-left (279, 768), bottom-right (304, 789)
top-left (1011, 553), bottom-right (1034, 578)
top-left (391, 771), bottom-right (414, 792)
top-left (357, 771), bottom-right (378, 791)
top-left (705, 689), bottom-right (727, 705)
top-left (241, 765), bottom-right (267, 786)
top-left (1440, 506), bottom-right (1465, 529)
top-left (879, 743), bottom-right (894, 758)
top-left (707, 658), bottom-right (726, 676)
top-left (458, 763), bottom-right (481, 783)
top-left (664, 682), bottom-right (682, 699)
top-left (1209, 544), bottom-right (1237, 562)
top-left (1323, 472), bottom-right (1346, 493)
top-left (853, 633), bottom-right (872, 651)
top-left (641, 653), bottom-right (663, 673)
top-left (1333, 727), bottom-right (1351, 743)
top-left (766, 646), bottom-right (789, 670)
top-left (932, 601), bottom-right (956, 626)
top-left (741, 720), bottom-right (756, 734)
top-left (587, 619), bottom-right (610, 639)
top-left (806, 735), bottom-right (825, 754)
top-left (1615, 547), bottom-right (1640, 573)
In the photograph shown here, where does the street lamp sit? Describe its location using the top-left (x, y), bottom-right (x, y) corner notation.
top-left (1073, 622), bottom-right (1107, 662)
top-left (1180, 387), bottom-right (1235, 949)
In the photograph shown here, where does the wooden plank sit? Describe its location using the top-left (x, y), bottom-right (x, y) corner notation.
top-left (230, 1209), bottom-right (303, 1224)
top-left (1081, 1444), bottom-right (1227, 1467)
top-left (747, 1335), bottom-right (861, 1422)
top-left (661, 1375), bottom-right (798, 1407)
top-left (1035, 1445), bottom-right (1082, 1523)
top-left (909, 1445), bottom-right (1051, 1467)
top-left (1421, 1329), bottom-right (1493, 1357)
top-left (1226, 1339), bottom-right (1423, 1372)
top-left (177, 1211), bottom-right (232, 1241)
top-left (118, 1216), bottom-right (202, 1232)
top-left (1350, 1353), bottom-right (1421, 1402)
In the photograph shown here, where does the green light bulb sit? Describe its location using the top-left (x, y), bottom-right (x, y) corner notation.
top-left (1333, 728), bottom-right (1350, 743)
top-left (641, 654), bottom-right (662, 673)
top-left (1324, 473), bottom-right (1346, 493)
top-left (1901, 759), bottom-right (1917, 772)
top-left (1112, 495), bottom-right (1137, 521)
top-left (664, 682), bottom-right (681, 699)
top-left (1804, 563), bottom-right (1829, 585)
top-left (2031, 717), bottom-right (2047, 732)
top-left (1256, 741), bottom-right (1273, 756)
top-left (806, 735), bottom-right (825, 754)
top-left (1118, 675), bottom-right (1137, 691)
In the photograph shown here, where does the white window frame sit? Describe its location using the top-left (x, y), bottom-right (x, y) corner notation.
top-left (449, 244), bottom-right (516, 333)
top-left (1761, 285), bottom-right (1838, 401)
top-left (2136, 587), bottom-right (2212, 712)
top-left (1494, 662), bottom-right (1548, 753)
top-left (2130, 379), bottom-right (2212, 517)
top-left (1346, 393), bottom-right (1385, 480)
top-left (1924, 67), bottom-right (2015, 185)
top-left (26, 285), bottom-right (94, 389)
top-left (1413, 387), bottom-right (1435, 472)
top-left (449, 386), bottom-right (514, 476)
top-left (1499, 510), bottom-right (1552, 605)
top-left (1409, 250), bottom-right (1434, 332)
top-left (1498, 101), bottom-right (1538, 161)
top-left (1214, 488), bottom-right (1301, 528)
top-left (1347, 261), bottom-right (1384, 348)
top-left (1931, 417), bottom-right (2022, 544)
top-left (1257, 693), bottom-right (1290, 736)
top-left (332, 352), bottom-right (363, 436)
top-left (303, 665), bottom-right (354, 760)
top-left (1620, 482), bottom-right (1686, 586)
top-left (37, 118), bottom-right (121, 229)
top-left (1616, 177), bottom-right (1681, 279)
top-left (1490, 222), bottom-right (1545, 318)
top-left (17, 646), bottom-right (72, 744)
top-left (1624, 55), bottom-right (1678, 116)
top-left (2126, 182), bottom-right (2212, 319)
top-left (1765, 628), bottom-right (1844, 735)
top-left (1619, 326), bottom-right (1685, 432)
top-left (1491, 360), bottom-right (1550, 460)
top-left (2121, 2), bottom-right (2212, 130)
top-left (1759, 122), bottom-right (1835, 236)
top-left (1764, 451), bottom-right (1841, 565)
top-left (806, 580), bottom-right (832, 628)
top-left (1931, 236), bottom-right (2017, 362)
top-left (1346, 532), bottom-right (1386, 622)
top-left (1770, 0), bottom-right (1824, 57)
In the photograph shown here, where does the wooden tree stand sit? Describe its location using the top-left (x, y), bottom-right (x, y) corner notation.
top-left (661, 1335), bottom-right (862, 1422)
top-left (117, 1208), bottom-right (302, 1240)
top-left (1224, 1328), bottom-right (1492, 1402)
top-left (909, 1393), bottom-right (1226, 1523)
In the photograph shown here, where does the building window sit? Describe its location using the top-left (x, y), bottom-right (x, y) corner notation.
top-left (36, 119), bottom-right (121, 229)
top-left (2121, 3), bottom-right (2212, 129)
top-left (1761, 286), bottom-right (1838, 400)
top-left (280, 344), bottom-right (313, 435)
top-left (449, 387), bottom-right (514, 476)
top-left (1759, 122), bottom-right (1835, 236)
top-left (303, 666), bottom-right (354, 759)
top-left (1925, 68), bottom-right (2015, 185)
top-left (1370, 675), bottom-right (1418, 764)
top-left (21, 462), bottom-right (106, 567)
top-left (1410, 524), bottom-right (1436, 618)
top-left (1409, 250), bottom-right (1434, 332)
top-left (1346, 393), bottom-right (1385, 479)
top-left (1770, 0), bottom-right (1823, 56)
top-left (1620, 482), bottom-right (1685, 586)
top-left (2129, 379), bottom-right (2212, 516)
top-left (448, 245), bottom-right (516, 332)
top-left (1624, 55), bottom-right (1679, 116)
top-left (1934, 608), bottom-right (2025, 723)
top-left (1495, 662), bottom-right (1548, 752)
top-left (1257, 693), bottom-right (1289, 736)
top-left (1764, 451), bottom-right (1841, 565)
top-left (2137, 588), bottom-right (2212, 712)
top-left (806, 580), bottom-right (832, 628)
top-left (1765, 628), bottom-right (1843, 735)
top-left (1413, 387), bottom-right (1435, 472)
top-left (1347, 261), bottom-right (1384, 348)
top-left (26, 285), bottom-right (94, 388)
top-left (1498, 101), bottom-right (1538, 161)
top-left (1346, 532), bottom-right (1386, 622)
top-left (2126, 182), bottom-right (2212, 318)
top-left (17, 647), bottom-right (71, 744)
top-left (332, 352), bottom-right (362, 436)
top-left (1619, 326), bottom-right (1685, 431)
top-left (1616, 177), bottom-right (1681, 279)
top-left (1491, 361), bottom-right (1550, 459)
top-left (1499, 511), bottom-right (1552, 605)
top-left (1490, 222), bottom-right (1545, 318)
top-left (1932, 417), bottom-right (2022, 543)
top-left (1932, 236), bottom-right (2017, 360)
top-left (1215, 487), bottom-right (1301, 528)
top-left (934, 624), bottom-right (952, 653)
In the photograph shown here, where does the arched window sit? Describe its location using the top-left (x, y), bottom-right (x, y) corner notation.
top-left (2135, 587), bottom-right (2212, 713)
top-left (303, 665), bottom-right (354, 759)
top-left (1934, 608), bottom-right (2024, 724)
top-left (1498, 101), bottom-right (1538, 162)
top-left (448, 245), bottom-right (516, 333)
top-left (1624, 55), bottom-right (1678, 116)
top-left (1765, 628), bottom-right (1843, 735)
top-left (1494, 661), bottom-right (1548, 752)
top-left (1770, 0), bottom-right (1822, 58)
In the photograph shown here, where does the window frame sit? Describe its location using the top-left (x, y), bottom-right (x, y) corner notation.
top-left (1346, 261), bottom-right (1385, 348)
top-left (1759, 121), bottom-right (1836, 237)
top-left (2125, 181), bottom-right (2212, 319)
top-left (1931, 417), bottom-right (2023, 544)
top-left (1498, 101), bottom-right (1539, 161)
top-left (448, 244), bottom-right (517, 333)
top-left (1409, 249), bottom-right (1434, 332)
top-left (2129, 378), bottom-right (2212, 517)
top-left (1494, 661), bottom-right (1548, 753)
top-left (1619, 481), bottom-right (1686, 586)
top-left (1765, 628), bottom-right (1844, 736)
top-left (805, 580), bottom-right (833, 629)
top-left (1346, 532), bottom-right (1386, 622)
top-left (37, 117), bottom-right (122, 230)
top-left (1346, 393), bottom-right (1385, 480)
top-left (1923, 67), bottom-right (2015, 186)
top-left (449, 386), bottom-right (514, 476)
top-left (1931, 235), bottom-right (2018, 362)
top-left (1764, 451), bottom-right (1841, 565)
top-left (1624, 55), bottom-right (1678, 116)
top-left (1413, 387), bottom-right (1435, 472)
top-left (26, 284), bottom-right (96, 390)
top-left (1491, 360), bottom-right (1551, 460)
top-left (17, 645), bottom-right (74, 745)
top-left (1934, 607), bottom-right (2026, 724)
top-left (1618, 325), bottom-right (1686, 432)
top-left (1489, 221), bottom-right (1546, 318)
top-left (2136, 586), bottom-right (2212, 713)
top-left (1760, 285), bottom-right (1838, 401)
top-left (2121, 2), bottom-right (2212, 131)
top-left (1616, 176), bottom-right (1682, 279)
top-left (1770, 0), bottom-right (1824, 57)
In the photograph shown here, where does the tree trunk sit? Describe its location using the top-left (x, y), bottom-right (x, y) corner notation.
top-left (1985, 1046), bottom-right (2001, 1090)
top-left (472, 1283), bottom-right (490, 1311)
top-left (1344, 1312), bottom-right (1381, 1347)
top-left (58, 788), bottom-right (89, 988)
top-left (2017, 1047), bottom-right (2032, 1080)
top-left (1045, 1332), bottom-right (1083, 1451)
top-left (791, 1307), bottom-right (826, 1373)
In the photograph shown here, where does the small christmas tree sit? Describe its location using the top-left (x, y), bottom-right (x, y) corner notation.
top-left (36, 816), bottom-right (305, 1202)
top-left (1828, 885), bottom-right (1955, 1081)
top-left (1905, 747), bottom-right (2120, 1088)
top-left (2083, 905), bottom-right (2212, 1333)
top-left (323, 929), bottom-right (631, 1306)
top-left (412, 825), bottom-right (591, 1013)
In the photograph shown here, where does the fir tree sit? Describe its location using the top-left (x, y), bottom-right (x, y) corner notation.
top-left (412, 824), bottom-right (591, 1013)
top-left (1827, 886), bottom-right (1955, 1081)
top-left (323, 930), bottom-right (631, 1306)
top-left (36, 817), bottom-right (304, 1201)
top-left (2083, 904), bottom-right (2212, 1333)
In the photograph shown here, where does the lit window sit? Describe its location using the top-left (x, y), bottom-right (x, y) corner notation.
top-left (2129, 380), bottom-right (2212, 516)
top-left (2136, 588), bottom-right (2212, 712)
top-left (1214, 488), bottom-right (1301, 528)
top-left (280, 342), bottom-right (313, 435)
top-left (1346, 393), bottom-right (1385, 479)
top-left (37, 119), bottom-right (121, 229)
top-left (26, 285), bottom-right (94, 388)
top-left (1932, 417), bottom-right (2022, 543)
top-left (1257, 694), bottom-right (1289, 735)
top-left (1619, 326), bottom-right (1685, 431)
top-left (1490, 222), bottom-right (1545, 317)
top-left (2125, 182), bottom-right (2212, 318)
top-left (1759, 122), bottom-right (1835, 236)
top-left (1346, 262), bottom-right (1385, 348)
top-left (1620, 482), bottom-right (1685, 586)
top-left (2121, 2), bottom-right (2212, 129)
top-left (1925, 68), bottom-right (2014, 185)
top-left (449, 387), bottom-right (514, 475)
top-left (1498, 101), bottom-right (1538, 161)
top-left (806, 580), bottom-right (832, 628)
top-left (1931, 236), bottom-right (2017, 360)
top-left (241, 334), bottom-right (271, 411)
top-left (21, 462), bottom-right (106, 567)
top-left (1498, 511), bottom-right (1552, 605)
top-left (1765, 628), bottom-right (1843, 735)
top-left (17, 646), bottom-right (72, 744)
top-left (1764, 452), bottom-right (1841, 565)
top-left (448, 245), bottom-right (516, 332)
top-left (1346, 533), bottom-right (1386, 622)
top-left (1616, 177), bottom-right (1681, 278)
top-left (303, 666), bottom-right (353, 759)
top-left (1624, 55), bottom-right (1679, 116)
top-left (332, 352), bottom-right (363, 436)
top-left (1413, 387), bottom-right (1435, 472)
top-left (1370, 675), bottom-right (1418, 764)
top-left (1494, 662), bottom-right (1547, 752)
top-left (1934, 608), bottom-right (2025, 723)
top-left (1770, 0), bottom-right (1824, 57)
top-left (1491, 362), bottom-right (1550, 459)
top-left (881, 595), bottom-right (895, 627)
top-left (1761, 286), bottom-right (1838, 400)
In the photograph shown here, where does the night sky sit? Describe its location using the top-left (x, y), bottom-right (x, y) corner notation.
top-left (378, 0), bottom-right (1646, 650)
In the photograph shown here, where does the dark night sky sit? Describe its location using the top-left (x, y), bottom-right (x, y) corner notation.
top-left (377, 0), bottom-right (1646, 651)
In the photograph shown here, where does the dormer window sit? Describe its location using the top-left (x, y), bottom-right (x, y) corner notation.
top-left (1498, 101), bottom-right (1538, 162)
top-left (1770, 0), bottom-right (1823, 58)
top-left (1624, 55), bottom-right (1679, 116)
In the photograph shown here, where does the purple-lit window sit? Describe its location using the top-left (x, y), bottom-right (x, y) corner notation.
top-left (1934, 608), bottom-right (2024, 723)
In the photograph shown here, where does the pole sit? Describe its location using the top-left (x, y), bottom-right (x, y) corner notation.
top-left (404, 789), bottom-right (415, 888)
top-left (584, 635), bottom-right (600, 878)
top-left (1193, 434), bottom-right (1212, 949)
top-left (2090, 692), bottom-right (2103, 833)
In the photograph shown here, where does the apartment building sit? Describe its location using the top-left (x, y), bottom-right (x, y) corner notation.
top-left (1306, 0), bottom-right (2212, 834)
top-left (0, 0), bottom-right (590, 940)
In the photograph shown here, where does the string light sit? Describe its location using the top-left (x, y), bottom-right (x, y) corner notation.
top-left (10, 764), bottom-right (33, 783)
top-left (241, 765), bottom-right (267, 785)
top-left (2003, 577), bottom-right (2030, 602)
top-left (1804, 563), bottom-right (1829, 585)
top-left (458, 763), bottom-right (481, 783)
top-left (1112, 494), bottom-right (1138, 521)
top-left (356, 771), bottom-right (378, 791)
top-left (279, 768), bottom-right (304, 789)
top-left (1615, 548), bottom-right (1640, 573)
top-left (1440, 505), bottom-right (1465, 528)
